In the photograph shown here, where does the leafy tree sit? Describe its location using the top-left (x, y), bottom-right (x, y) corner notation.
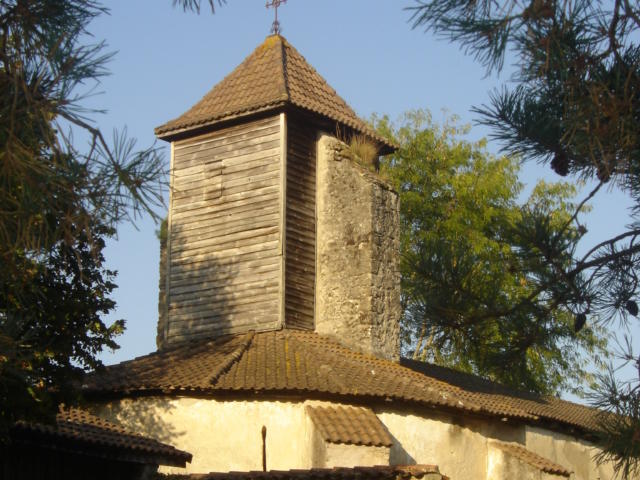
top-left (375, 110), bottom-right (608, 395)
top-left (408, 0), bottom-right (640, 474)
top-left (0, 0), bottom-right (165, 434)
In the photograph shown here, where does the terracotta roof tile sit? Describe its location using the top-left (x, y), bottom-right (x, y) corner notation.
top-left (157, 465), bottom-right (446, 480)
top-left (491, 441), bottom-right (572, 477)
top-left (306, 405), bottom-right (393, 447)
top-left (400, 359), bottom-right (602, 433)
top-left (85, 330), bottom-right (603, 435)
top-left (155, 35), bottom-right (394, 152)
top-left (12, 408), bottom-right (192, 467)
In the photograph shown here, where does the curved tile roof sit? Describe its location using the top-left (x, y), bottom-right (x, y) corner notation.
top-left (305, 405), bottom-right (393, 447)
top-left (12, 407), bottom-right (192, 467)
top-left (159, 465), bottom-right (447, 480)
top-left (84, 330), bottom-right (603, 435)
top-left (491, 441), bottom-right (572, 477)
top-left (155, 35), bottom-right (394, 152)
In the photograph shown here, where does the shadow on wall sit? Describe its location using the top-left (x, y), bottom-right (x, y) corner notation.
top-left (162, 205), bottom-right (243, 347)
top-left (383, 423), bottom-right (416, 466)
top-left (90, 397), bottom-right (184, 445)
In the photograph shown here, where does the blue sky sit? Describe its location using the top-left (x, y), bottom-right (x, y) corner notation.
top-left (88, 1), bottom-right (634, 392)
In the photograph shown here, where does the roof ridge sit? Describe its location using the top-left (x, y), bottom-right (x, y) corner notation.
top-left (279, 36), bottom-right (291, 103)
top-left (208, 330), bottom-right (256, 386)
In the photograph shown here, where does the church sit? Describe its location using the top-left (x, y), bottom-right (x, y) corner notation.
top-left (81, 34), bottom-right (617, 480)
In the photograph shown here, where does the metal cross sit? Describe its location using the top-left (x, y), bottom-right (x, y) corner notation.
top-left (266, 0), bottom-right (287, 35)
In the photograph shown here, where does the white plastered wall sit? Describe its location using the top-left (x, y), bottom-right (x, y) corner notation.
top-left (90, 396), bottom-right (616, 479)
top-left (377, 407), bottom-right (523, 479)
top-left (487, 444), bottom-right (568, 480)
top-left (525, 426), bottom-right (615, 480)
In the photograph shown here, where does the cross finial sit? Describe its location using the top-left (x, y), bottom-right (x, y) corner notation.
top-left (266, 0), bottom-right (287, 35)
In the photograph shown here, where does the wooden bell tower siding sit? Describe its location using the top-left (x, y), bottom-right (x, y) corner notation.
top-left (165, 114), bottom-right (285, 344)
top-left (154, 35), bottom-right (395, 348)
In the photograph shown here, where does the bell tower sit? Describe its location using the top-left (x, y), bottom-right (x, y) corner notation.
top-left (155, 35), bottom-right (400, 359)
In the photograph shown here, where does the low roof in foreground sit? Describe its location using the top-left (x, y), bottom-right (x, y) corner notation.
top-left (11, 407), bottom-right (192, 467)
top-left (84, 330), bottom-right (603, 436)
top-left (156, 465), bottom-right (446, 480)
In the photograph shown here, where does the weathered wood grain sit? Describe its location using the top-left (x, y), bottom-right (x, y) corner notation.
top-left (166, 115), bottom-right (283, 343)
top-left (284, 121), bottom-right (316, 330)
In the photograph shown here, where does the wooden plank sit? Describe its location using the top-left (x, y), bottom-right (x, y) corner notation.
top-left (167, 113), bottom-right (286, 339)
top-left (170, 269), bottom-right (280, 297)
top-left (174, 126), bottom-right (280, 160)
top-left (175, 138), bottom-right (280, 171)
top-left (171, 256), bottom-right (280, 283)
top-left (171, 230), bottom-right (280, 262)
top-left (284, 121), bottom-right (316, 331)
top-left (172, 184), bottom-right (280, 215)
top-left (164, 141), bottom-right (176, 345)
top-left (221, 169), bottom-right (280, 191)
top-left (171, 258), bottom-right (281, 286)
top-left (172, 213), bottom-right (280, 250)
top-left (285, 304), bottom-right (314, 320)
top-left (285, 291), bottom-right (314, 310)
top-left (171, 192), bottom-right (279, 222)
top-left (166, 318), bottom-right (281, 343)
top-left (285, 224), bottom-right (315, 243)
top-left (286, 210), bottom-right (315, 228)
top-left (173, 146), bottom-right (279, 178)
top-left (172, 224), bottom-right (279, 252)
top-left (173, 201), bottom-right (279, 231)
top-left (170, 240), bottom-right (280, 268)
top-left (174, 116), bottom-right (279, 150)
top-left (279, 112), bottom-right (287, 333)
top-left (169, 284), bottom-right (280, 310)
top-left (169, 292), bottom-right (280, 320)
top-left (168, 300), bottom-right (280, 330)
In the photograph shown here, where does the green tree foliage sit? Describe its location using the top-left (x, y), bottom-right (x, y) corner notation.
top-left (0, 222), bottom-right (121, 434)
top-left (375, 110), bottom-right (607, 395)
top-left (408, 0), bottom-right (640, 324)
top-left (408, 0), bottom-right (640, 473)
top-left (0, 1), bottom-right (165, 435)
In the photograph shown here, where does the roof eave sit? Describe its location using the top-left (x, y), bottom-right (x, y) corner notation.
top-left (155, 103), bottom-right (288, 142)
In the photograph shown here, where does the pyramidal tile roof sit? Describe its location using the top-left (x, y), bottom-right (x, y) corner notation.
top-left (155, 35), bottom-right (394, 151)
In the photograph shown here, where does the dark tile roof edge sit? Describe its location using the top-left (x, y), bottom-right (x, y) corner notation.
top-left (154, 102), bottom-right (286, 140)
top-left (12, 408), bottom-right (192, 467)
top-left (305, 405), bottom-right (394, 447)
top-left (490, 441), bottom-right (572, 477)
top-left (153, 35), bottom-right (395, 153)
top-left (154, 464), bottom-right (446, 480)
top-left (83, 330), bottom-right (603, 438)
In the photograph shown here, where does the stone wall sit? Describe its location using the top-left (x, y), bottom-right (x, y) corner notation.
top-left (315, 134), bottom-right (401, 360)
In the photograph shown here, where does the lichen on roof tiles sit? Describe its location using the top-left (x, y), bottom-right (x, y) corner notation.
top-left (491, 441), bottom-right (572, 477)
top-left (12, 407), bottom-right (192, 467)
top-left (153, 464), bottom-right (447, 480)
top-left (306, 405), bottom-right (393, 447)
top-left (84, 330), bottom-right (605, 435)
top-left (154, 35), bottom-right (393, 151)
